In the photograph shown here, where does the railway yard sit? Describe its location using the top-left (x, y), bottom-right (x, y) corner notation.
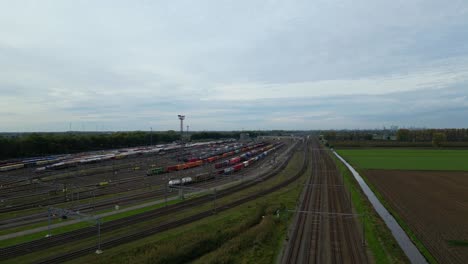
top-left (0, 137), bottom-right (303, 263)
top-left (0, 140), bottom-right (282, 227)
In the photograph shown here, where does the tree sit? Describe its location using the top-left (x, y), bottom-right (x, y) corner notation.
top-left (397, 129), bottom-right (410, 142)
top-left (324, 131), bottom-right (336, 141)
top-left (432, 132), bottom-right (446, 148)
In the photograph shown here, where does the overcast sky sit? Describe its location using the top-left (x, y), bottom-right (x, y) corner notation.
top-left (1, 0), bottom-right (467, 132)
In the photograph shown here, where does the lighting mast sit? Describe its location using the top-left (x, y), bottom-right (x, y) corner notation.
top-left (178, 115), bottom-right (185, 139)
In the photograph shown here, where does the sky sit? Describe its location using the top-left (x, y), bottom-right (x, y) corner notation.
top-left (1, 0), bottom-right (467, 132)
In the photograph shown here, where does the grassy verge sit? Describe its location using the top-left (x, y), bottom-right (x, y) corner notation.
top-left (330, 150), bottom-right (410, 264)
top-left (0, 198), bottom-right (182, 247)
top-left (334, 150), bottom-right (438, 264)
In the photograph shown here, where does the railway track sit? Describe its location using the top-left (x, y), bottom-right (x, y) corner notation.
top-left (0, 143), bottom-right (288, 229)
top-left (0, 143), bottom-right (274, 213)
top-left (281, 139), bottom-right (368, 264)
top-left (1, 140), bottom-right (303, 261)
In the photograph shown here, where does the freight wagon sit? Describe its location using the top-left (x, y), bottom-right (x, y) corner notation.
top-left (166, 165), bottom-right (178, 172)
top-left (168, 172), bottom-right (214, 186)
top-left (0, 163), bottom-right (24, 172)
top-left (229, 157), bottom-right (241, 165)
top-left (233, 164), bottom-right (243, 172)
top-left (97, 181), bottom-right (109, 187)
top-left (146, 167), bottom-right (166, 176)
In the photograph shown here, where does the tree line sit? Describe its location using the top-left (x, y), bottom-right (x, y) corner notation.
top-left (0, 130), bottom-right (269, 160)
top-left (322, 129), bottom-right (468, 142)
top-left (0, 131), bottom-right (180, 160)
top-left (396, 129), bottom-right (468, 142)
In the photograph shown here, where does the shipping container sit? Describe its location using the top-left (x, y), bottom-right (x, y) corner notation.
top-left (229, 157), bottom-right (241, 165)
top-left (233, 164), bottom-right (243, 171)
top-left (167, 165), bottom-right (178, 172)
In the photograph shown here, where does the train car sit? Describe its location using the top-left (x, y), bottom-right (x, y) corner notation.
top-left (47, 161), bottom-right (77, 170)
top-left (169, 172), bottom-right (215, 186)
top-left (193, 160), bottom-right (203, 167)
top-left (147, 167), bottom-right (166, 176)
top-left (207, 156), bottom-right (218, 163)
top-left (35, 167), bottom-right (47, 173)
top-left (166, 165), bottom-right (178, 172)
top-left (176, 163), bottom-right (187, 170)
top-left (193, 172), bottom-right (214, 182)
top-left (97, 181), bottom-right (109, 187)
top-left (168, 179), bottom-right (181, 186)
top-left (181, 177), bottom-right (192, 184)
top-left (185, 161), bottom-right (196, 169)
top-left (229, 157), bottom-right (241, 165)
top-left (0, 163), bottom-right (25, 172)
top-left (240, 153), bottom-right (251, 161)
top-left (23, 158), bottom-right (44, 168)
top-left (223, 167), bottom-right (234, 174)
top-left (36, 159), bottom-right (56, 166)
top-left (215, 160), bottom-right (230, 169)
top-left (233, 163), bottom-right (243, 172)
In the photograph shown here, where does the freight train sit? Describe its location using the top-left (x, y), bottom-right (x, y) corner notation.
top-left (31, 140), bottom-right (236, 173)
top-left (146, 142), bottom-right (268, 176)
top-left (168, 172), bottom-right (214, 186)
top-left (216, 143), bottom-right (283, 175)
top-left (0, 155), bottom-right (66, 172)
top-left (168, 143), bottom-right (284, 186)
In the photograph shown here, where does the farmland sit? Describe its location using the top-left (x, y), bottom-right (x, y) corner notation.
top-left (338, 148), bottom-right (468, 264)
top-left (337, 149), bottom-right (468, 171)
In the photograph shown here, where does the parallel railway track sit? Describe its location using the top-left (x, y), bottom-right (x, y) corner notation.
top-left (281, 139), bottom-right (367, 264)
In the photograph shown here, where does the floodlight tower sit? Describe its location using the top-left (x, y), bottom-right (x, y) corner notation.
top-left (178, 115), bottom-right (185, 138)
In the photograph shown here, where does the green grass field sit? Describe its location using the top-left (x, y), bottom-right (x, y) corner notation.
top-left (337, 149), bottom-right (468, 171)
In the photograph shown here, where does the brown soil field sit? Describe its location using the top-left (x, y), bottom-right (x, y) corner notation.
top-left (365, 169), bottom-right (468, 264)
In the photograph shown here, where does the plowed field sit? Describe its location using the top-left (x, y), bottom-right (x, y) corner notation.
top-left (365, 170), bottom-right (468, 264)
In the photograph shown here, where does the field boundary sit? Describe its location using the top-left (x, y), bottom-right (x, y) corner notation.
top-left (333, 151), bottom-right (428, 264)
